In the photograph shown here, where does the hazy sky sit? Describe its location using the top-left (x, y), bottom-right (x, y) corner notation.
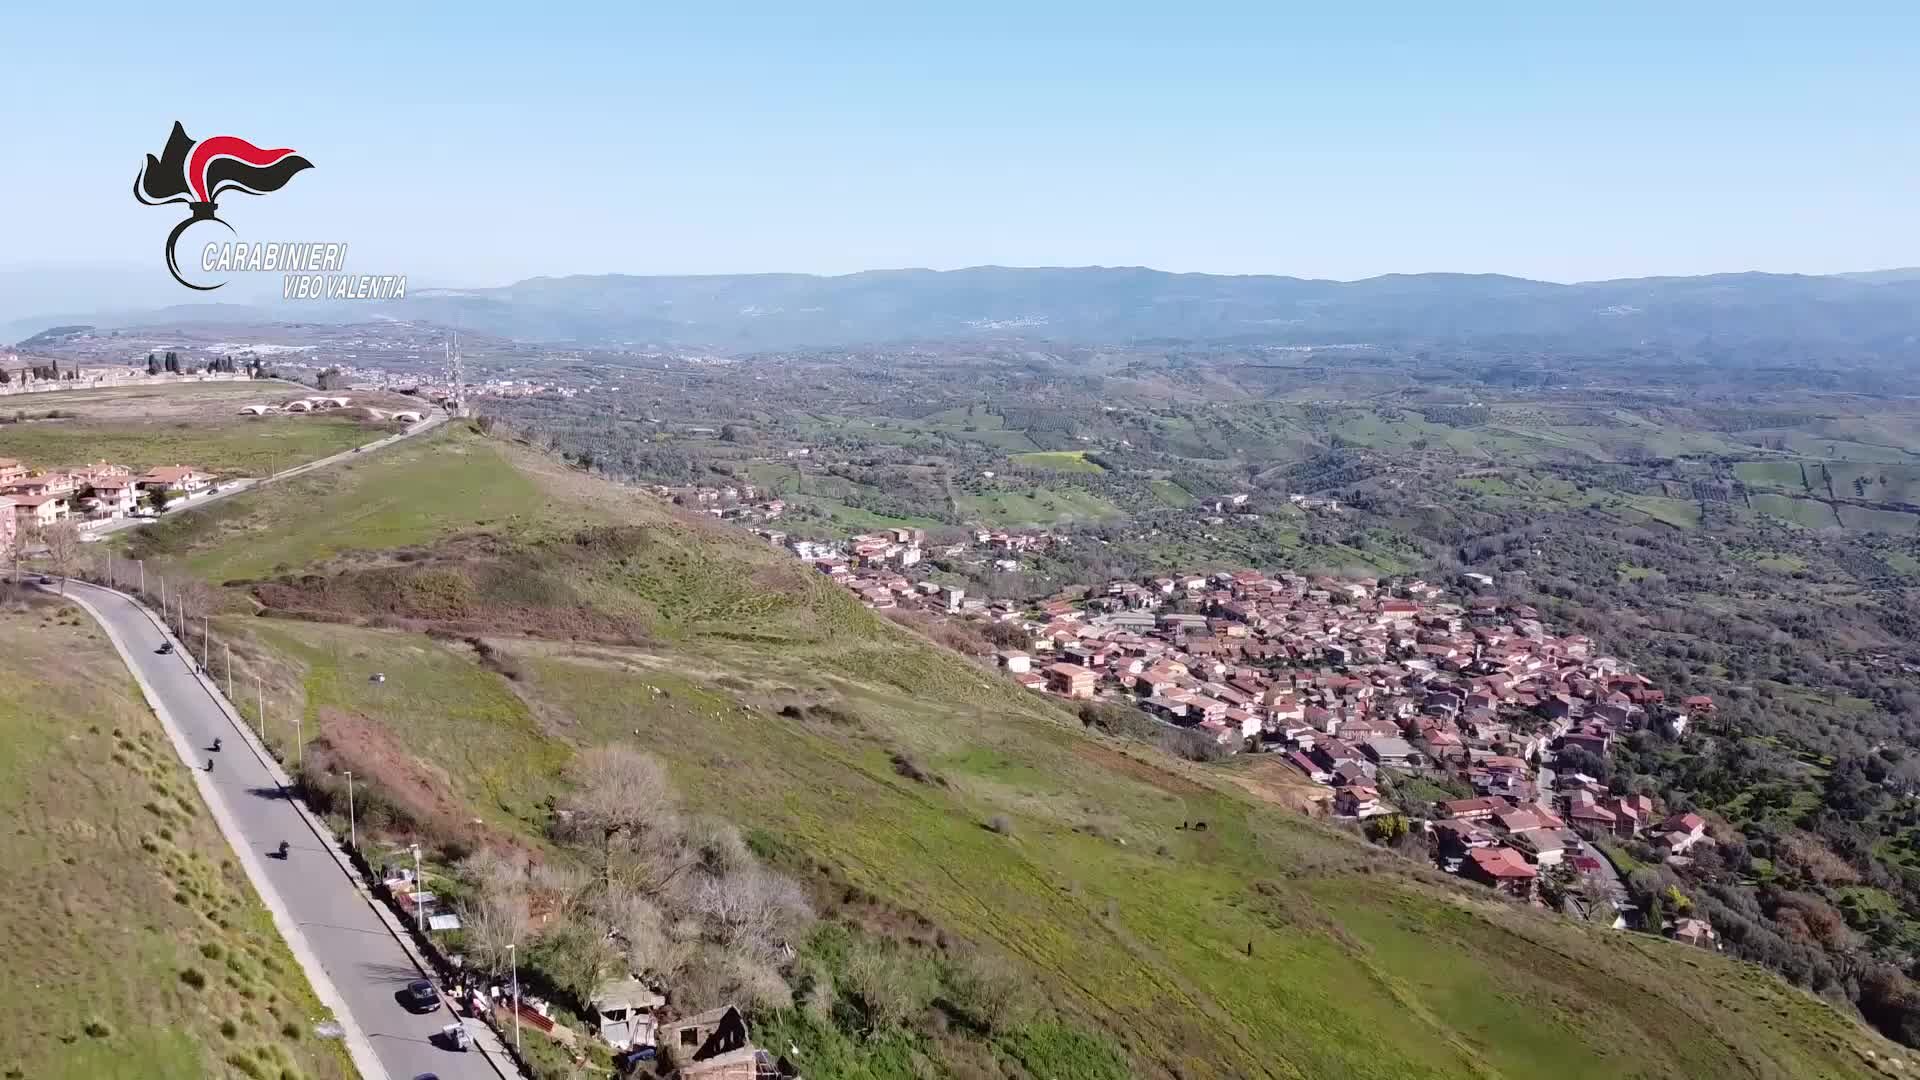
top-left (3, 3), bottom-right (1916, 288)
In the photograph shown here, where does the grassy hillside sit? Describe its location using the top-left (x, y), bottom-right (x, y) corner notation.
top-left (127, 423), bottom-right (1913, 1079)
top-left (0, 591), bottom-right (355, 1080)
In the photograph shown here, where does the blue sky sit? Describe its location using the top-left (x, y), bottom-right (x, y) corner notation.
top-left (2, 3), bottom-right (1916, 288)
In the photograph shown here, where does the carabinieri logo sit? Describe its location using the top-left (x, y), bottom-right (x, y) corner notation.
top-left (134, 121), bottom-right (313, 290)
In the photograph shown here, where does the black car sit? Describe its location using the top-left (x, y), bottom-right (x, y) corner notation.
top-left (157, 642), bottom-right (174, 655)
top-left (399, 979), bottom-right (440, 1013)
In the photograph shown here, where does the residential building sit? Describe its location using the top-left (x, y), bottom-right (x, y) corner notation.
top-left (10, 491), bottom-right (68, 528)
top-left (1045, 662), bottom-right (1096, 699)
top-left (82, 476), bottom-right (139, 518)
top-left (138, 465), bottom-right (209, 495)
top-left (1466, 845), bottom-right (1538, 897)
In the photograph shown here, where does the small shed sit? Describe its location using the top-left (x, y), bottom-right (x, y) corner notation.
top-left (590, 975), bottom-right (664, 1049)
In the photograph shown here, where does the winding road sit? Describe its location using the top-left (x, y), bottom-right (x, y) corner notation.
top-left (58, 579), bottom-right (506, 1080)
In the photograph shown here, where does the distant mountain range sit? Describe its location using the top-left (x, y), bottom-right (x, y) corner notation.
top-left (10, 264), bottom-right (1920, 353)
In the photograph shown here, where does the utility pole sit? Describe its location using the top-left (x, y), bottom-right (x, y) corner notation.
top-left (509, 939), bottom-right (521, 1052)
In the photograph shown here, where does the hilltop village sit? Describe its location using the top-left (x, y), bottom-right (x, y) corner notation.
top-left (753, 522), bottom-right (1714, 937)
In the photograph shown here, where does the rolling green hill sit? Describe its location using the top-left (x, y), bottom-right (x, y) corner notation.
top-left (0, 593), bottom-right (355, 1080)
top-left (116, 423), bottom-right (1912, 1079)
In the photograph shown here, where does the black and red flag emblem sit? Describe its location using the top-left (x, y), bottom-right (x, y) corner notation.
top-left (135, 122), bottom-right (313, 290)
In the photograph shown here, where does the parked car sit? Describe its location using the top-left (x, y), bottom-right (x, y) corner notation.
top-left (157, 642), bottom-right (174, 655)
top-left (399, 979), bottom-right (441, 1013)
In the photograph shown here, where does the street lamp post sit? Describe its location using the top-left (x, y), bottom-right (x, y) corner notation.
top-left (509, 940), bottom-right (521, 1052)
top-left (345, 770), bottom-right (355, 851)
top-left (137, 559), bottom-right (144, 596)
top-left (293, 715), bottom-right (302, 774)
top-left (255, 676), bottom-right (264, 742)
top-left (225, 643), bottom-right (232, 698)
top-left (410, 844), bottom-right (424, 933)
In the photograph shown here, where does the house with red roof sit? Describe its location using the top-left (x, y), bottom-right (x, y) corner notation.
top-left (1466, 846), bottom-right (1538, 897)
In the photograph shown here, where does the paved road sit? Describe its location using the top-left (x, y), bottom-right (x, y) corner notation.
top-left (85, 412), bottom-right (447, 539)
top-left (1534, 760), bottom-right (1556, 812)
top-left (63, 579), bottom-right (498, 1080)
top-left (1538, 751), bottom-right (1631, 909)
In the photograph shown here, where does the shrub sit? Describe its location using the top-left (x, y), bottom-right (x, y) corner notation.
top-left (890, 751), bottom-right (944, 786)
top-left (82, 1019), bottom-right (111, 1038)
top-left (1077, 700), bottom-right (1162, 740)
top-left (842, 942), bottom-right (937, 1031)
top-left (1159, 727), bottom-right (1229, 763)
top-left (941, 952), bottom-right (1033, 1034)
top-left (179, 968), bottom-right (207, 989)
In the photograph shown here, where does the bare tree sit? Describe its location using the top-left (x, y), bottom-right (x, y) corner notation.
top-left (558, 747), bottom-right (679, 889)
top-left (41, 522), bottom-right (81, 594)
top-left (458, 848), bottom-right (535, 977)
top-left (693, 863), bottom-right (813, 963)
top-left (602, 883), bottom-right (697, 985)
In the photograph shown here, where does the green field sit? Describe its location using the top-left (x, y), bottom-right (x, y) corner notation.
top-left (0, 414), bottom-right (378, 477)
top-left (1827, 464), bottom-right (1920, 507)
top-left (1735, 460), bottom-right (1809, 491)
top-left (1750, 493), bottom-right (1842, 529)
top-left (958, 487), bottom-right (1123, 525)
top-left (0, 597), bottom-right (355, 1080)
top-left (1622, 494), bottom-right (1702, 529)
top-left (1009, 450), bottom-right (1106, 473)
top-left (1149, 478), bottom-right (1196, 507)
top-left (1748, 551), bottom-right (1810, 573)
top-left (126, 424), bottom-right (649, 580)
top-left (1837, 504), bottom-right (1920, 534)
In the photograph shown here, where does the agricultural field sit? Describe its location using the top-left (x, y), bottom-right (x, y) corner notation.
top-left (0, 381), bottom-right (409, 477)
top-left (1621, 494), bottom-right (1702, 529)
top-left (957, 486), bottom-right (1124, 526)
top-left (1826, 464), bottom-right (1920, 507)
top-left (1836, 505), bottom-right (1920, 534)
top-left (0, 593), bottom-right (354, 1080)
top-left (1735, 460), bottom-right (1811, 492)
top-left (1749, 493), bottom-right (1842, 529)
top-left (1009, 450), bottom-right (1105, 473)
top-left (1148, 478), bottom-right (1196, 507)
top-left (129, 429), bottom-right (1907, 1079)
